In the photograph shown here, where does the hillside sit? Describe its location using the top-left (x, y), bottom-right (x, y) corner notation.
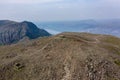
top-left (0, 20), bottom-right (50, 45)
top-left (0, 32), bottom-right (120, 80)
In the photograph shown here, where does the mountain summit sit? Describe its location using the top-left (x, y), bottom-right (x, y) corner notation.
top-left (0, 20), bottom-right (50, 45)
top-left (0, 32), bottom-right (120, 80)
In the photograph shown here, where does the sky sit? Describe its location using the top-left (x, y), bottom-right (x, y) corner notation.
top-left (0, 0), bottom-right (120, 22)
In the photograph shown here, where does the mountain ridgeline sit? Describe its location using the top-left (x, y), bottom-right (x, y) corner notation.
top-left (0, 32), bottom-right (120, 80)
top-left (0, 20), bottom-right (50, 45)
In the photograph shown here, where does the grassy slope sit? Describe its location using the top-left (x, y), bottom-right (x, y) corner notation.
top-left (0, 32), bottom-right (120, 80)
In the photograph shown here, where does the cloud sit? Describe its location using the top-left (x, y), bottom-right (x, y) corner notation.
top-left (0, 0), bottom-right (120, 21)
top-left (0, 0), bottom-right (63, 4)
top-left (0, 0), bottom-right (80, 4)
top-left (0, 0), bottom-right (120, 4)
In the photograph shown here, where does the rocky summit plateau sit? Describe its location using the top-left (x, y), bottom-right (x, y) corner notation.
top-left (0, 20), bottom-right (50, 45)
top-left (0, 32), bottom-right (120, 80)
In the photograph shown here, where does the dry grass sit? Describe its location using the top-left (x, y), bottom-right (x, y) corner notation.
top-left (0, 32), bottom-right (120, 80)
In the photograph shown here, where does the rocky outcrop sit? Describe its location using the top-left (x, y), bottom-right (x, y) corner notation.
top-left (0, 20), bottom-right (50, 45)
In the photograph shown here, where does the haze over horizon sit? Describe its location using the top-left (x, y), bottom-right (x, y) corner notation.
top-left (0, 0), bottom-right (120, 22)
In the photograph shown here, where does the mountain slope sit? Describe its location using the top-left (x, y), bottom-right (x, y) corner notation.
top-left (0, 20), bottom-right (50, 45)
top-left (0, 32), bottom-right (120, 80)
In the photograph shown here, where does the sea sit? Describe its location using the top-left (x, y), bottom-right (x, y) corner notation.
top-left (35, 20), bottom-right (120, 37)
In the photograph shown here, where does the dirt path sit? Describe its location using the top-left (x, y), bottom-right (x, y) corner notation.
top-left (62, 63), bottom-right (71, 80)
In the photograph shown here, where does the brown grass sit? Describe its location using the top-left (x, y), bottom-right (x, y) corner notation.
top-left (0, 32), bottom-right (120, 80)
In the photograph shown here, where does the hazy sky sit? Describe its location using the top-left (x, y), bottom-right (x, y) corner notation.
top-left (0, 0), bottom-right (120, 22)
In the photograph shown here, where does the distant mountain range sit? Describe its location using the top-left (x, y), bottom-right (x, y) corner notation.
top-left (37, 19), bottom-right (120, 37)
top-left (0, 20), bottom-right (50, 45)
